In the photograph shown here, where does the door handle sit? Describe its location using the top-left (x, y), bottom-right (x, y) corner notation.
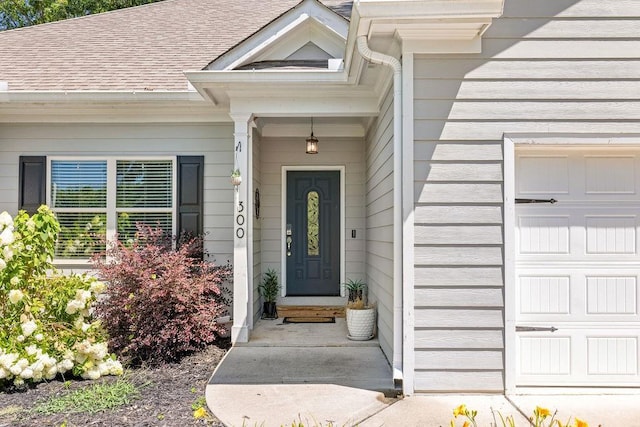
top-left (515, 198), bottom-right (557, 204)
top-left (516, 326), bottom-right (558, 332)
top-left (286, 236), bottom-right (292, 256)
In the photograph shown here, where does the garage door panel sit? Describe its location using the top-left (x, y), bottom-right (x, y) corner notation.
top-left (518, 155), bottom-right (569, 195)
top-left (518, 269), bottom-right (640, 323)
top-left (519, 275), bottom-right (571, 315)
top-left (585, 155), bottom-right (636, 195)
top-left (517, 210), bottom-right (640, 260)
top-left (586, 215), bottom-right (636, 254)
top-left (516, 150), bottom-right (640, 202)
top-left (586, 276), bottom-right (637, 315)
top-left (517, 329), bottom-right (640, 386)
top-left (588, 336), bottom-right (638, 376)
top-left (519, 215), bottom-right (570, 254)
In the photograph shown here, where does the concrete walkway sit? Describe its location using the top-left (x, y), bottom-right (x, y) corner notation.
top-left (206, 319), bottom-right (640, 426)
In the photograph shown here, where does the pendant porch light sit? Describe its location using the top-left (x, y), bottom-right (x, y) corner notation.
top-left (306, 117), bottom-right (319, 154)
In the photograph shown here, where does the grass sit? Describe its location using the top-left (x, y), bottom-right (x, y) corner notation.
top-left (32, 378), bottom-right (141, 415)
top-left (0, 405), bottom-right (22, 416)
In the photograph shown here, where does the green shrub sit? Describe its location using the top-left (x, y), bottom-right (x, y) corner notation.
top-left (0, 206), bottom-right (122, 388)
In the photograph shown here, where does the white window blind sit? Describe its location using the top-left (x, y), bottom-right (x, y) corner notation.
top-left (116, 160), bottom-right (173, 244)
top-left (51, 161), bottom-right (107, 208)
top-left (51, 161), bottom-right (107, 259)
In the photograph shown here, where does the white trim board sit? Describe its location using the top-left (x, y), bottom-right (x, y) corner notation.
top-left (401, 52), bottom-right (415, 396)
top-left (280, 165), bottom-right (346, 299)
top-left (503, 133), bottom-right (640, 394)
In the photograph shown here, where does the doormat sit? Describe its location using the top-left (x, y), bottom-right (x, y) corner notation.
top-left (282, 316), bottom-right (335, 324)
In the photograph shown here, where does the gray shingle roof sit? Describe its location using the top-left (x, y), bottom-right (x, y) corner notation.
top-left (0, 0), bottom-right (352, 91)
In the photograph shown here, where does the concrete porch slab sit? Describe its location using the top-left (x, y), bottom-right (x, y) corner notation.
top-left (209, 346), bottom-right (394, 392)
top-left (206, 317), bottom-right (396, 426)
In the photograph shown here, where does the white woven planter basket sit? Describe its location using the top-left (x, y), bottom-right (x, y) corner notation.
top-left (346, 307), bottom-right (376, 340)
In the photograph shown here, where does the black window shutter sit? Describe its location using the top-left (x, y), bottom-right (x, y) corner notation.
top-left (177, 156), bottom-right (204, 239)
top-left (19, 156), bottom-right (46, 214)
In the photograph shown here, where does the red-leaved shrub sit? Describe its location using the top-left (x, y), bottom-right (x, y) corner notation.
top-left (93, 226), bottom-right (231, 365)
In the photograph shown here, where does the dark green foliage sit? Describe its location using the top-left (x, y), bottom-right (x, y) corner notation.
top-left (258, 269), bottom-right (280, 303)
top-left (0, 0), bottom-right (165, 31)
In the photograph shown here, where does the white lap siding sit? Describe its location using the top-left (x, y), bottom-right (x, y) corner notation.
top-left (365, 86), bottom-right (395, 362)
top-left (0, 122), bottom-right (234, 269)
top-left (412, 0), bottom-right (640, 392)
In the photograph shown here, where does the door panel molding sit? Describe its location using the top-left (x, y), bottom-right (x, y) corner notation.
top-left (281, 165), bottom-right (345, 298)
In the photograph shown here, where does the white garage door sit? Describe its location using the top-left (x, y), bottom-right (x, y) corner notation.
top-left (515, 147), bottom-right (640, 387)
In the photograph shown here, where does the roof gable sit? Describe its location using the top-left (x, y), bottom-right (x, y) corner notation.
top-left (206, 0), bottom-right (349, 71)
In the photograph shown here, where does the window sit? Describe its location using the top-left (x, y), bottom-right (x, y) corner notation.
top-left (49, 158), bottom-right (175, 259)
top-left (307, 190), bottom-right (319, 256)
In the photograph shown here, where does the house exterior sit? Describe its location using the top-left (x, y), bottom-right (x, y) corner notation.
top-left (2, 0), bottom-right (640, 396)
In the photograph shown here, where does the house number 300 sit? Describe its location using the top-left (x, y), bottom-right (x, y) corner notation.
top-left (236, 201), bottom-right (245, 238)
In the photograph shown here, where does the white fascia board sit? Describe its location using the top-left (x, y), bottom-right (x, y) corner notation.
top-left (0, 90), bottom-right (205, 103)
top-left (0, 104), bottom-right (230, 123)
top-left (210, 0), bottom-right (348, 71)
top-left (230, 94), bottom-right (378, 117)
top-left (185, 69), bottom-right (378, 116)
top-left (0, 92), bottom-right (229, 123)
top-left (356, 0), bottom-right (504, 20)
top-left (186, 69), bottom-right (349, 84)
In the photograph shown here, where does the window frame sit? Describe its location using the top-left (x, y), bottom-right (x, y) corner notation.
top-left (47, 156), bottom-right (177, 263)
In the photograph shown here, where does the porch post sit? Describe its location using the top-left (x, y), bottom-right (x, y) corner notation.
top-left (230, 113), bottom-right (252, 343)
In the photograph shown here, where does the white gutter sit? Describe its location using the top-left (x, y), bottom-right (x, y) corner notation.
top-left (0, 90), bottom-right (206, 103)
top-left (356, 35), bottom-right (404, 385)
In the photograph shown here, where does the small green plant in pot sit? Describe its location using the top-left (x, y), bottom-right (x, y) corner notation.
top-left (259, 268), bottom-right (280, 319)
top-left (344, 278), bottom-right (375, 340)
top-left (230, 168), bottom-right (242, 186)
top-left (345, 278), bottom-right (367, 309)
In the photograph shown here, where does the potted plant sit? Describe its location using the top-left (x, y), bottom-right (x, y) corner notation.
top-left (230, 168), bottom-right (242, 186)
top-left (258, 268), bottom-right (280, 319)
top-left (344, 278), bottom-right (375, 340)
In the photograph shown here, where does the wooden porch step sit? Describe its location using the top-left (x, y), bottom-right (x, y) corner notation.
top-left (278, 305), bottom-right (345, 319)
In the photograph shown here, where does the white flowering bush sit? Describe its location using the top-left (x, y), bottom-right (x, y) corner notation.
top-left (0, 206), bottom-right (122, 388)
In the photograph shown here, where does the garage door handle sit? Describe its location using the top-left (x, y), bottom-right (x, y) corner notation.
top-left (516, 326), bottom-right (558, 332)
top-left (515, 198), bottom-right (557, 204)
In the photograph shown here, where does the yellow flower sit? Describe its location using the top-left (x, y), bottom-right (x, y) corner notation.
top-left (462, 422), bottom-right (470, 427)
top-left (536, 406), bottom-right (551, 417)
top-left (193, 407), bottom-right (208, 419)
top-left (574, 418), bottom-right (588, 427)
top-left (453, 404), bottom-right (467, 417)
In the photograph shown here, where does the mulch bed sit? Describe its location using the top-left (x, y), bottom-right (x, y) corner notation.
top-left (0, 342), bottom-right (230, 427)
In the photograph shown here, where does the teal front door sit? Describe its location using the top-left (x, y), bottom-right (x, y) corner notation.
top-left (286, 171), bottom-right (340, 296)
